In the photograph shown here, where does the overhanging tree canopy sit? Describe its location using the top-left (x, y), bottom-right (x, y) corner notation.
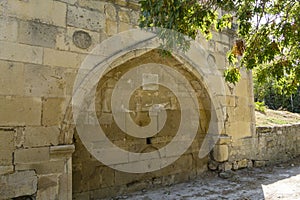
top-left (138, 0), bottom-right (300, 94)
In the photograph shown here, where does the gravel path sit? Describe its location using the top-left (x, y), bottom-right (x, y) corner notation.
top-left (110, 157), bottom-right (300, 200)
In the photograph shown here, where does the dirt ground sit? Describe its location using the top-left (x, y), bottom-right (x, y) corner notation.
top-left (109, 156), bottom-right (300, 200)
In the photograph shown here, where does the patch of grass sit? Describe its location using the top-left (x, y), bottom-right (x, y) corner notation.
top-left (267, 118), bottom-right (287, 125)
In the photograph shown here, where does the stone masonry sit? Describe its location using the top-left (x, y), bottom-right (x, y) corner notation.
top-left (2, 0), bottom-right (297, 199)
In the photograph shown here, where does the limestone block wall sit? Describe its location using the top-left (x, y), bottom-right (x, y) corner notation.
top-left (71, 49), bottom-right (212, 199)
top-left (255, 124), bottom-right (300, 163)
top-left (0, 0), bottom-right (255, 199)
top-left (210, 124), bottom-right (300, 171)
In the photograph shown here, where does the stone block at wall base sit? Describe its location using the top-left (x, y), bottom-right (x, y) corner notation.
top-left (254, 160), bottom-right (266, 168)
top-left (233, 159), bottom-right (248, 170)
top-left (218, 162), bottom-right (232, 171)
top-left (0, 170), bottom-right (37, 200)
top-left (36, 174), bottom-right (59, 200)
top-left (212, 144), bottom-right (229, 162)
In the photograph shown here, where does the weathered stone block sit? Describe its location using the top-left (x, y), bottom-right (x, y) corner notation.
top-left (24, 126), bottom-right (60, 148)
top-left (72, 162), bottom-right (100, 192)
top-left (0, 60), bottom-right (24, 95)
top-left (50, 145), bottom-right (75, 160)
top-left (212, 53), bottom-right (226, 69)
top-left (247, 160), bottom-right (253, 168)
top-left (58, 173), bottom-right (72, 200)
top-left (3, 0), bottom-right (67, 27)
top-left (216, 135), bottom-right (232, 145)
top-left (212, 31), bottom-right (230, 44)
top-left (162, 174), bottom-right (176, 186)
top-left (15, 160), bottom-right (65, 175)
top-left (156, 154), bottom-right (194, 176)
top-left (94, 147), bottom-right (129, 166)
top-left (43, 48), bottom-right (84, 68)
top-left (114, 0), bottom-right (128, 7)
top-left (64, 69), bottom-right (78, 96)
top-left (225, 95), bottom-right (236, 107)
top-left (208, 160), bottom-right (218, 171)
top-left (42, 98), bottom-right (65, 126)
top-left (0, 16), bottom-right (18, 42)
top-left (225, 121), bottom-right (252, 141)
top-left (36, 174), bottom-right (59, 200)
top-left (218, 162), bottom-right (232, 171)
top-left (14, 127), bottom-right (25, 149)
top-left (0, 149), bottom-right (13, 167)
top-left (129, 10), bottom-right (140, 25)
top-left (99, 167), bottom-right (115, 188)
top-left (119, 22), bottom-right (132, 32)
top-left (254, 160), bottom-right (266, 168)
top-left (213, 144), bottom-right (229, 162)
top-left (24, 64), bottom-right (66, 97)
top-left (0, 129), bottom-right (15, 151)
top-left (106, 19), bottom-right (118, 36)
top-left (216, 42), bottom-right (229, 55)
top-left (0, 41), bottom-right (43, 64)
top-left (119, 10), bottom-right (130, 23)
top-left (235, 78), bottom-right (251, 98)
top-left (0, 166), bottom-right (14, 175)
top-left (237, 159), bottom-right (248, 169)
top-left (0, 129), bottom-right (14, 166)
top-left (0, 96), bottom-right (42, 126)
top-left (15, 147), bottom-right (50, 164)
top-left (0, 170), bottom-right (37, 199)
top-left (104, 4), bottom-right (117, 20)
top-left (77, 0), bottom-right (107, 12)
top-left (18, 20), bottom-right (59, 48)
top-left (73, 191), bottom-right (91, 200)
top-left (114, 171), bottom-right (144, 186)
top-left (195, 157), bottom-right (208, 175)
top-left (67, 5), bottom-right (105, 32)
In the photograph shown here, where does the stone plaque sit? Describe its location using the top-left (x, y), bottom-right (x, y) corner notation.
top-left (72, 30), bottom-right (92, 49)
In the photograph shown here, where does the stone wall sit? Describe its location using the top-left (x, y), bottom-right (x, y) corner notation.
top-left (255, 124), bottom-right (300, 163)
top-left (0, 127), bottom-right (74, 199)
top-left (209, 124), bottom-right (300, 171)
top-left (71, 49), bottom-right (211, 199)
top-left (0, 0), bottom-right (256, 199)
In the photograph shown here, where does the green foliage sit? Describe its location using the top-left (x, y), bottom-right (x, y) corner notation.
top-left (255, 101), bottom-right (266, 113)
top-left (224, 67), bottom-right (240, 84)
top-left (139, 0), bottom-right (300, 94)
top-left (267, 118), bottom-right (286, 125)
top-left (253, 68), bottom-right (300, 113)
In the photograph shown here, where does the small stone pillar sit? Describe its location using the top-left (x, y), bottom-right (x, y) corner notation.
top-left (49, 145), bottom-right (75, 200)
top-left (213, 144), bottom-right (229, 162)
top-left (213, 135), bottom-right (232, 161)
